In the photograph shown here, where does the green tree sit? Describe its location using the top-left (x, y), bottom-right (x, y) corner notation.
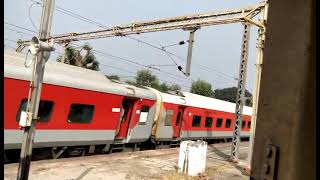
top-left (190, 79), bottom-right (214, 97)
top-left (106, 75), bottom-right (120, 80)
top-left (153, 82), bottom-right (181, 93)
top-left (159, 82), bottom-right (170, 92)
top-left (214, 87), bottom-right (252, 106)
top-left (118, 70), bottom-right (182, 93)
top-left (125, 80), bottom-right (137, 86)
top-left (135, 70), bottom-right (159, 89)
top-left (169, 84), bottom-right (181, 91)
top-left (57, 43), bottom-right (100, 71)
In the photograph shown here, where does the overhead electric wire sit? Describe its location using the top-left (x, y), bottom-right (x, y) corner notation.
top-left (161, 41), bottom-right (186, 49)
top-left (54, 38), bottom-right (192, 84)
top-left (8, 1), bottom-right (238, 87)
top-left (5, 22), bottom-right (232, 87)
top-left (48, 7), bottom-right (196, 82)
top-left (147, 64), bottom-right (177, 67)
top-left (5, 21), bottom-right (235, 87)
top-left (30, 1), bottom-right (239, 84)
top-left (4, 27), bottom-right (35, 37)
top-left (68, 42), bottom-right (193, 83)
top-left (3, 26), bottom-right (198, 88)
top-left (4, 21), bottom-right (38, 34)
top-left (101, 64), bottom-right (192, 89)
top-left (48, 2), bottom-right (186, 68)
top-left (4, 32), bottom-right (192, 89)
top-left (29, 1), bottom-right (40, 31)
top-left (33, 1), bottom-right (244, 84)
top-left (99, 62), bottom-right (136, 75)
top-left (4, 38), bottom-right (19, 44)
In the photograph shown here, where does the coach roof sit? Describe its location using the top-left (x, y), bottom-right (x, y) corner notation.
top-left (4, 51), bottom-right (156, 100)
top-left (161, 91), bottom-right (252, 116)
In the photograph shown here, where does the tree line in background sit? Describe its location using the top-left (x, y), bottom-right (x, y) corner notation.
top-left (57, 43), bottom-right (252, 106)
top-left (107, 70), bottom-right (252, 106)
top-left (109, 70), bottom-right (182, 93)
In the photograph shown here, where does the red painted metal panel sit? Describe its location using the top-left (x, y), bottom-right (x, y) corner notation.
top-left (5, 78), bottom-right (123, 130)
top-left (162, 103), bottom-right (180, 138)
top-left (161, 102), bottom-right (251, 134)
top-left (173, 107), bottom-right (184, 138)
top-left (116, 99), bottom-right (136, 138)
top-left (116, 98), bottom-right (155, 139)
top-left (128, 99), bottom-right (155, 128)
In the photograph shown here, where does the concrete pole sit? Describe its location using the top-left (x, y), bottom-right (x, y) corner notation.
top-left (16, 0), bottom-right (55, 179)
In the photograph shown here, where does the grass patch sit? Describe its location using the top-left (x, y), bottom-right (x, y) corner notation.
top-left (161, 164), bottom-right (235, 180)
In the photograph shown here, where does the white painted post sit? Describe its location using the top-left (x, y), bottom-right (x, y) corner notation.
top-left (178, 140), bottom-right (208, 176)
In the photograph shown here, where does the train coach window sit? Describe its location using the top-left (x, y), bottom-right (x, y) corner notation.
top-left (216, 118), bottom-right (223, 128)
top-left (242, 121), bottom-right (246, 129)
top-left (205, 117), bottom-right (213, 128)
top-left (248, 121), bottom-right (251, 129)
top-left (164, 109), bottom-right (174, 126)
top-left (192, 115), bottom-right (201, 127)
top-left (138, 106), bottom-right (149, 125)
top-left (67, 104), bottom-right (94, 124)
top-left (225, 119), bottom-right (232, 128)
top-left (16, 99), bottom-right (54, 123)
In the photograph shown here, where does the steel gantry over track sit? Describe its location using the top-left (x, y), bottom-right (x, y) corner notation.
top-left (19, 1), bottom-right (268, 164)
top-left (39, 2), bottom-right (266, 43)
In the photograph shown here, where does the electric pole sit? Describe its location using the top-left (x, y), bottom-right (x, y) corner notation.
top-left (231, 23), bottom-right (251, 161)
top-left (16, 0), bottom-right (55, 180)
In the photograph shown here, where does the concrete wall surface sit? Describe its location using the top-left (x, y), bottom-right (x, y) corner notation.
top-left (250, 0), bottom-right (315, 179)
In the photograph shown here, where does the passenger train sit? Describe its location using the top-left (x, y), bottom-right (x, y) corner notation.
top-left (4, 51), bottom-right (252, 160)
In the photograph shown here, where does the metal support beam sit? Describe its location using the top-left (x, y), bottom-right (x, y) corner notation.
top-left (231, 22), bottom-right (251, 161)
top-left (246, 3), bottom-right (268, 171)
top-left (19, 2), bottom-right (266, 44)
top-left (246, 27), bottom-right (264, 169)
top-left (16, 0), bottom-right (55, 179)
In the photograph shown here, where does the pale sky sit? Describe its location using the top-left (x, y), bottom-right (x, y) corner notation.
top-left (4, 0), bottom-right (261, 92)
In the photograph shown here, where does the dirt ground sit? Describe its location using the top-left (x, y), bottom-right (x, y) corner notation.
top-left (4, 142), bottom-right (250, 180)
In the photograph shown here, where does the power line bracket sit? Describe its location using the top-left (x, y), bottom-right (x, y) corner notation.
top-left (260, 142), bottom-right (279, 180)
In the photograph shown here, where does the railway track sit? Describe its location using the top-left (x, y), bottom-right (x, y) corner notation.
top-left (4, 138), bottom-right (249, 164)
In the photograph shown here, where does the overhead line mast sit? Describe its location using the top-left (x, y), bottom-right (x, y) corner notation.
top-left (38, 2), bottom-right (266, 43)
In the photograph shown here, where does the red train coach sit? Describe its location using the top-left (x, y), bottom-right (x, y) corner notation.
top-left (150, 92), bottom-right (252, 145)
top-left (4, 51), bottom-right (157, 157)
top-left (4, 51), bottom-right (252, 160)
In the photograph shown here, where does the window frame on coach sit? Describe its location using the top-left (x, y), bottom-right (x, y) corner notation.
top-left (204, 116), bottom-right (213, 128)
top-left (192, 115), bottom-right (202, 127)
top-left (138, 105), bottom-right (150, 125)
top-left (242, 120), bottom-right (246, 129)
top-left (216, 117), bottom-right (223, 128)
top-left (16, 98), bottom-right (54, 123)
top-left (248, 121), bottom-right (251, 129)
top-left (164, 109), bottom-right (174, 126)
top-left (67, 103), bottom-right (95, 124)
top-left (225, 119), bottom-right (232, 128)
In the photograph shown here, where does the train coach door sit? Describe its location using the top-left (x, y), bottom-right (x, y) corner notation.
top-left (173, 106), bottom-right (184, 138)
top-left (116, 98), bottom-right (136, 139)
